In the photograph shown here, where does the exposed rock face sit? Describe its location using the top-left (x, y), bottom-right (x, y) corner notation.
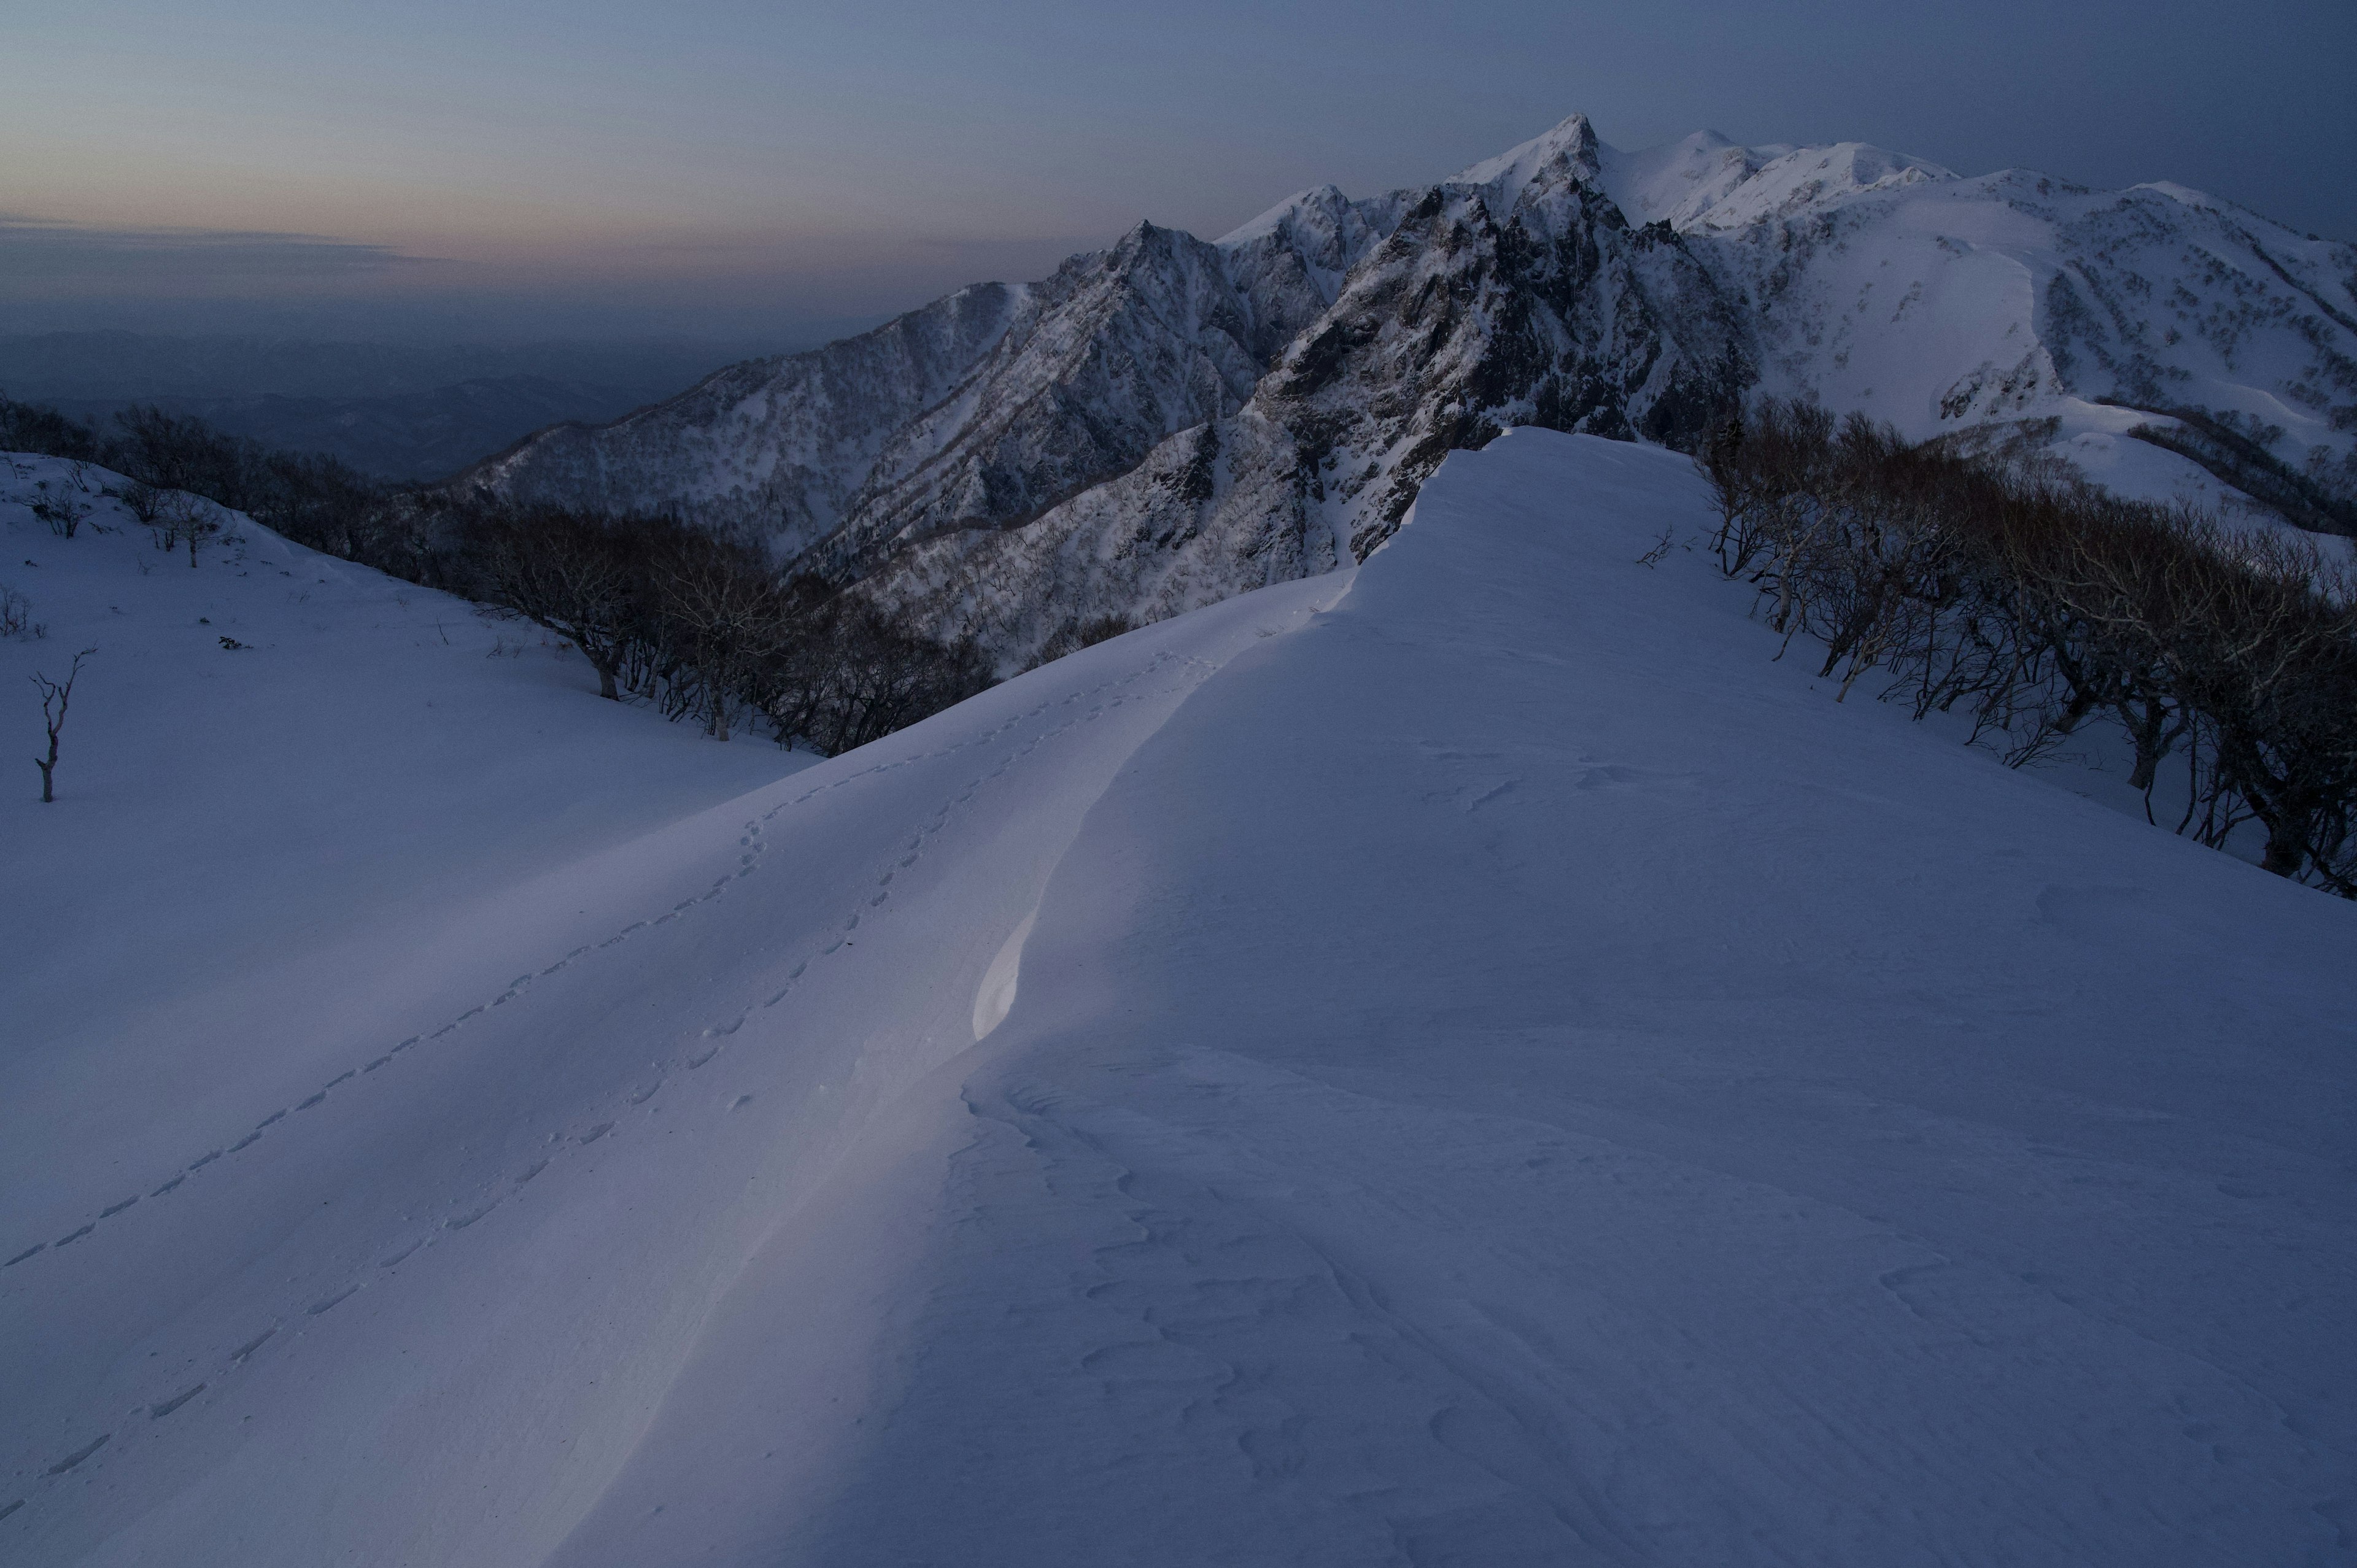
top-left (471, 114), bottom-right (2357, 666)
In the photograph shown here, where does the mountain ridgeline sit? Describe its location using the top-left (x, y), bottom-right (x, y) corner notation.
top-left (468, 114), bottom-right (2357, 667)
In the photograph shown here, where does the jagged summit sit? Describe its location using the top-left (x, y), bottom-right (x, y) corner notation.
top-left (1451, 110), bottom-right (1605, 193)
top-left (469, 112), bottom-right (2357, 666)
top-left (1215, 183), bottom-right (1354, 246)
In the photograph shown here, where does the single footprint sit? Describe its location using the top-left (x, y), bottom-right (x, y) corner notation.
top-left (47, 1434), bottom-right (109, 1475)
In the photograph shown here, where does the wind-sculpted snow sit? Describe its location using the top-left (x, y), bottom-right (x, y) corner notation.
top-left (0, 457), bottom-right (1349, 1563)
top-left (475, 113), bottom-right (2357, 663)
top-left (14, 433), bottom-right (2348, 1564)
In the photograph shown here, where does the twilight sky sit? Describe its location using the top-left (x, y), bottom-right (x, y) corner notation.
top-left (5, 0), bottom-right (2352, 347)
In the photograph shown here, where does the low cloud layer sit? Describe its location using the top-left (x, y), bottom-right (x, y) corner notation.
top-left (0, 216), bottom-right (450, 297)
top-left (0, 213), bottom-right (1104, 344)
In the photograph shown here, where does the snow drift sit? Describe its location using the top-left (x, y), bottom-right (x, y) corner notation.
top-left (4, 432), bottom-right (2353, 1564)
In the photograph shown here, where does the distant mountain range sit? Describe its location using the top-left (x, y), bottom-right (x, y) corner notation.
top-left (460, 115), bottom-right (2348, 662)
top-left (0, 334), bottom-right (796, 482)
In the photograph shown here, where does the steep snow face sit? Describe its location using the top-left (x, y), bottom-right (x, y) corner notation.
top-left (10, 433), bottom-right (2351, 1565)
top-left (477, 217), bottom-right (1355, 567)
top-left (859, 140), bottom-right (1751, 663)
top-left (476, 113), bottom-right (2357, 663)
top-left (811, 222), bottom-right (1269, 576)
top-left (1215, 183), bottom-right (1411, 358)
top-left (1687, 155), bottom-right (2357, 484)
top-left (471, 282), bottom-right (1028, 558)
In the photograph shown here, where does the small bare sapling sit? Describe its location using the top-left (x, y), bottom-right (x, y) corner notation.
top-left (31, 646), bottom-right (94, 804)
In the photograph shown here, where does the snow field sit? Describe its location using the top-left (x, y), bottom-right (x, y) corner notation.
top-left (5, 433), bottom-right (2353, 1565)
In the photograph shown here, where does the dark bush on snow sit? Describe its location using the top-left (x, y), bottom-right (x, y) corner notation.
top-left (452, 501), bottom-right (991, 751)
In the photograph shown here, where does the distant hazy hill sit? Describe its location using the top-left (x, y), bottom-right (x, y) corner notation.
top-left (34, 379), bottom-right (678, 485)
top-left (0, 333), bottom-right (799, 481)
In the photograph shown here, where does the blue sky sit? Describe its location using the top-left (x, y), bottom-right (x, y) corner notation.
top-left (5, 0), bottom-right (2351, 345)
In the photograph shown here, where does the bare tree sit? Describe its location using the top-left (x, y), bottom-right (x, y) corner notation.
top-left (1703, 398), bottom-right (2357, 891)
top-left (31, 647), bottom-right (94, 804)
top-left (470, 506), bottom-right (643, 701)
top-left (144, 492), bottom-right (221, 565)
top-left (652, 530), bottom-right (793, 741)
top-left (176, 495), bottom-right (221, 566)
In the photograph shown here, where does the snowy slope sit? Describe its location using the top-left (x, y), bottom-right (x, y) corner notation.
top-left (7, 433), bottom-right (2352, 1565)
top-left (1637, 136), bottom-right (2357, 517)
top-left (0, 458), bottom-right (806, 1166)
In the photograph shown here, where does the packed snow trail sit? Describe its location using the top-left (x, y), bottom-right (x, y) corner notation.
top-left (6, 434), bottom-right (2353, 1564)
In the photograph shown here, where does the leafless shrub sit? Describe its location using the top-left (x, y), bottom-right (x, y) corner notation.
top-left (1032, 612), bottom-right (1135, 667)
top-left (454, 500), bottom-right (990, 754)
top-left (29, 482), bottom-right (91, 538)
top-left (117, 480), bottom-right (167, 525)
top-left (1, 583), bottom-right (42, 640)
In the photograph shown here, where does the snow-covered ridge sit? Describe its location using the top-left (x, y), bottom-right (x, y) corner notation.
top-left (10, 432), bottom-right (2351, 1564)
top-left (471, 114), bottom-right (2357, 663)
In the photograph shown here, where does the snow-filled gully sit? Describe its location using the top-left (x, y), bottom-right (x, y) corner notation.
top-left (1, 574), bottom-right (1349, 1560)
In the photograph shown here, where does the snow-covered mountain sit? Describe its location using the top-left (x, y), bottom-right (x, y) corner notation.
top-left (474, 112), bottom-right (2357, 666)
top-left (9, 433), bottom-right (2352, 1565)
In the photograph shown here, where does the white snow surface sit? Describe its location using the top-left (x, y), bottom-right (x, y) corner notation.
top-left (5, 434), bottom-right (2355, 1565)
